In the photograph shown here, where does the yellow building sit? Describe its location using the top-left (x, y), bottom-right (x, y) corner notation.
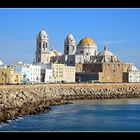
top-left (52, 63), bottom-right (64, 83)
top-left (0, 67), bottom-right (22, 85)
top-left (51, 63), bottom-right (75, 83)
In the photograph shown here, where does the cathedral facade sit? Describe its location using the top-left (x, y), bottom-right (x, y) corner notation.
top-left (35, 29), bottom-right (120, 66)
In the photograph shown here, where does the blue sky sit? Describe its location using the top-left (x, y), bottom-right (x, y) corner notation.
top-left (0, 8), bottom-right (140, 67)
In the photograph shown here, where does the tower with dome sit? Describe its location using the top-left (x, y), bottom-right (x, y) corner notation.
top-left (35, 29), bottom-right (62, 64)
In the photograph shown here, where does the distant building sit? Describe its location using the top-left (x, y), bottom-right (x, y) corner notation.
top-left (123, 65), bottom-right (140, 83)
top-left (48, 63), bottom-right (75, 83)
top-left (63, 65), bottom-right (75, 83)
top-left (75, 62), bottom-right (132, 83)
top-left (51, 63), bottom-right (64, 83)
top-left (36, 63), bottom-right (52, 83)
top-left (11, 61), bottom-right (30, 84)
top-left (0, 67), bottom-right (21, 85)
top-left (28, 64), bottom-right (41, 83)
top-left (45, 68), bottom-right (52, 83)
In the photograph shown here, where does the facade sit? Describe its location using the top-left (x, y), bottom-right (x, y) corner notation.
top-left (45, 68), bottom-right (52, 83)
top-left (123, 65), bottom-right (140, 83)
top-left (29, 64), bottom-right (41, 83)
top-left (0, 67), bottom-right (21, 85)
top-left (12, 62), bottom-right (30, 84)
top-left (48, 63), bottom-right (76, 83)
top-left (11, 62), bottom-right (41, 84)
top-left (76, 62), bottom-right (132, 83)
top-left (63, 65), bottom-right (75, 83)
top-left (51, 63), bottom-right (64, 83)
top-left (21, 66), bottom-right (30, 84)
top-left (36, 63), bottom-right (52, 83)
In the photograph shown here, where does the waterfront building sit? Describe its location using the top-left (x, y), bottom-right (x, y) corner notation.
top-left (76, 62), bottom-right (132, 83)
top-left (11, 61), bottom-right (30, 84)
top-left (28, 64), bottom-right (41, 83)
top-left (36, 63), bottom-right (52, 83)
top-left (11, 62), bottom-right (41, 84)
top-left (51, 63), bottom-right (64, 83)
top-left (0, 67), bottom-right (21, 85)
top-left (75, 44), bottom-right (131, 83)
top-left (46, 63), bottom-right (75, 83)
top-left (123, 65), bottom-right (140, 83)
top-left (63, 65), bottom-right (75, 83)
top-left (45, 68), bottom-right (52, 83)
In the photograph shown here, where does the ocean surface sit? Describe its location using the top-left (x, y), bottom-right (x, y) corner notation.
top-left (1, 98), bottom-right (140, 131)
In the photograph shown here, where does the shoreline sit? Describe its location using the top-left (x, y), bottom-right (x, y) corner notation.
top-left (1, 83), bottom-right (140, 123)
top-left (71, 98), bottom-right (140, 105)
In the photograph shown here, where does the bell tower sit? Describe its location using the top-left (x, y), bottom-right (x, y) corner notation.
top-left (64, 33), bottom-right (77, 55)
top-left (35, 29), bottom-right (49, 63)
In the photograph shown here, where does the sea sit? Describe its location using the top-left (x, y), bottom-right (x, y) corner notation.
top-left (1, 98), bottom-right (140, 132)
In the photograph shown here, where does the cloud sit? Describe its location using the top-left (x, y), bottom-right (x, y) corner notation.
top-left (97, 40), bottom-right (128, 45)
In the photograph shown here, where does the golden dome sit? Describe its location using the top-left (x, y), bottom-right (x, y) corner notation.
top-left (78, 38), bottom-right (96, 46)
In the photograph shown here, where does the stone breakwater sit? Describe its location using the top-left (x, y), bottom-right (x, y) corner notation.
top-left (1, 83), bottom-right (140, 123)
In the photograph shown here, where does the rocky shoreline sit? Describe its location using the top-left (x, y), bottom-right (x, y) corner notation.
top-left (1, 83), bottom-right (140, 123)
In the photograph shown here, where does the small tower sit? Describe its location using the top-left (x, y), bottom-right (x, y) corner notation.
top-left (64, 33), bottom-right (77, 55)
top-left (35, 29), bottom-right (49, 63)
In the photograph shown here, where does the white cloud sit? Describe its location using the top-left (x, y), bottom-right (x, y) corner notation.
top-left (97, 40), bottom-right (128, 45)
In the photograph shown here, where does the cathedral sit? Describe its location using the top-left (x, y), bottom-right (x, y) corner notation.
top-left (35, 29), bottom-right (133, 83)
top-left (35, 29), bottom-right (120, 66)
top-left (64, 33), bottom-right (120, 66)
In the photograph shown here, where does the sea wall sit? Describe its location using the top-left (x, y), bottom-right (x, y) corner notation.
top-left (0, 83), bottom-right (140, 123)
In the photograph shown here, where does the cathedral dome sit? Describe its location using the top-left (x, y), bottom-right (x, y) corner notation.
top-left (98, 46), bottom-right (114, 56)
top-left (131, 65), bottom-right (138, 71)
top-left (78, 38), bottom-right (96, 47)
top-left (39, 29), bottom-right (47, 37)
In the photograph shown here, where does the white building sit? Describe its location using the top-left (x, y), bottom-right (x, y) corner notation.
top-left (36, 63), bottom-right (52, 83)
top-left (128, 65), bottom-right (140, 83)
top-left (45, 68), bottom-right (52, 83)
top-left (29, 64), bottom-right (41, 83)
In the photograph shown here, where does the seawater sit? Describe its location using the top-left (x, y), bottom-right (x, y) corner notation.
top-left (1, 98), bottom-right (140, 131)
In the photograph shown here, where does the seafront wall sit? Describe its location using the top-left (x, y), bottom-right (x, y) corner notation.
top-left (1, 83), bottom-right (140, 123)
